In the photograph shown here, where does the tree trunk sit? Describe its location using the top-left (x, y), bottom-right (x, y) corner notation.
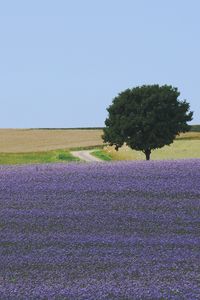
top-left (144, 149), bottom-right (151, 161)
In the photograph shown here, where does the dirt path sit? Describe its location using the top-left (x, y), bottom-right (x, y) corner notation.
top-left (71, 150), bottom-right (103, 162)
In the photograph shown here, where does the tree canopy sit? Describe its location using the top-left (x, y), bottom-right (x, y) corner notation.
top-left (103, 85), bottom-right (193, 160)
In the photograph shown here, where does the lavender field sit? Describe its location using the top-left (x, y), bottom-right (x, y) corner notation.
top-left (0, 160), bottom-right (200, 299)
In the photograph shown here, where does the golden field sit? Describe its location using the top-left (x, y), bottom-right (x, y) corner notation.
top-left (0, 129), bottom-right (103, 153)
top-left (104, 132), bottom-right (200, 161)
top-left (0, 129), bottom-right (199, 163)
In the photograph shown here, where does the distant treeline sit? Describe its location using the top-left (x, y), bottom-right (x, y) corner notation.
top-left (28, 127), bottom-right (104, 130)
top-left (190, 125), bottom-right (200, 132)
top-left (29, 125), bottom-right (200, 132)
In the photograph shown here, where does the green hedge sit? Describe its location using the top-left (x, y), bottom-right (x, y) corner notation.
top-left (190, 125), bottom-right (200, 132)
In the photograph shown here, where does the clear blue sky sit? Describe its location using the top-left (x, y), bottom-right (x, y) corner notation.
top-left (0, 0), bottom-right (199, 128)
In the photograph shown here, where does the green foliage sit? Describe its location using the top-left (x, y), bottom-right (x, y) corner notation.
top-left (68, 145), bottom-right (104, 151)
top-left (57, 152), bottom-right (74, 161)
top-left (0, 150), bottom-right (79, 165)
top-left (103, 85), bottom-right (193, 160)
top-left (190, 125), bottom-right (200, 132)
top-left (91, 150), bottom-right (112, 161)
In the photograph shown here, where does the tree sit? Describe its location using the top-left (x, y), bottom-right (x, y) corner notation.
top-left (103, 85), bottom-right (193, 160)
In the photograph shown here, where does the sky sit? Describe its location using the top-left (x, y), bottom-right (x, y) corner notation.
top-left (0, 0), bottom-right (199, 128)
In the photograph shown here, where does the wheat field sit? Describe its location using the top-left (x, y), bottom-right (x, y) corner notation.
top-left (104, 132), bottom-right (200, 160)
top-left (0, 129), bottom-right (103, 153)
top-left (0, 129), bottom-right (199, 161)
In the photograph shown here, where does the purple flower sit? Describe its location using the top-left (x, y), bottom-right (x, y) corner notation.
top-left (0, 160), bottom-right (200, 299)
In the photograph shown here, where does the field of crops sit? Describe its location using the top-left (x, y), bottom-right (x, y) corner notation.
top-left (0, 130), bottom-right (199, 164)
top-left (104, 132), bottom-right (200, 161)
top-left (0, 129), bottom-right (103, 152)
top-left (0, 160), bottom-right (200, 298)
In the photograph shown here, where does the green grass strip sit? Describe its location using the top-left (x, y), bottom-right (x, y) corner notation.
top-left (91, 149), bottom-right (112, 161)
top-left (0, 150), bottom-right (80, 165)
